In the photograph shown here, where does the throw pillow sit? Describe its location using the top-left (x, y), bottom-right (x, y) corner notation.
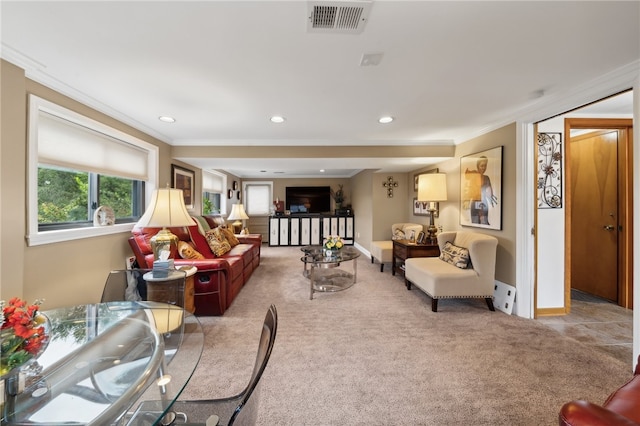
top-left (177, 240), bottom-right (205, 260)
top-left (439, 241), bottom-right (470, 269)
top-left (391, 228), bottom-right (405, 240)
top-left (205, 228), bottom-right (231, 256)
top-left (219, 226), bottom-right (240, 247)
top-left (191, 215), bottom-right (211, 236)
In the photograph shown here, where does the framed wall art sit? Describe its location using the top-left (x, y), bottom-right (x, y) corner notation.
top-left (537, 132), bottom-right (562, 208)
top-left (460, 146), bottom-right (502, 230)
top-left (171, 164), bottom-right (195, 209)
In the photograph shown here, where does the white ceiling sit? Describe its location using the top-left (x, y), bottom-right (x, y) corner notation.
top-left (2, 1), bottom-right (638, 178)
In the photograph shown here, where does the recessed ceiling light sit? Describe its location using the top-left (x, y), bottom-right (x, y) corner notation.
top-left (158, 116), bottom-right (176, 123)
top-left (378, 116), bottom-right (394, 124)
top-left (320, 169), bottom-right (325, 173)
top-left (270, 116), bottom-right (286, 123)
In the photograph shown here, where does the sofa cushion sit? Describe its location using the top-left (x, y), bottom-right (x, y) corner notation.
top-left (177, 241), bottom-right (205, 260)
top-left (191, 215), bottom-right (212, 235)
top-left (186, 225), bottom-right (215, 259)
top-left (439, 241), bottom-right (470, 269)
top-left (219, 226), bottom-right (240, 247)
top-left (205, 228), bottom-right (232, 256)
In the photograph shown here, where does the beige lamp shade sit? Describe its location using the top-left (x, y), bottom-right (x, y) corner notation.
top-left (136, 188), bottom-right (195, 260)
top-left (141, 301), bottom-right (184, 334)
top-left (228, 203), bottom-right (249, 233)
top-left (418, 173), bottom-right (448, 201)
top-left (418, 173), bottom-right (448, 242)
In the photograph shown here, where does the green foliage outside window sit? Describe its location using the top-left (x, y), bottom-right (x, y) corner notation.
top-left (38, 166), bottom-right (137, 225)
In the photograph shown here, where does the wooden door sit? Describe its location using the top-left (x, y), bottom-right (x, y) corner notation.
top-left (570, 130), bottom-right (619, 301)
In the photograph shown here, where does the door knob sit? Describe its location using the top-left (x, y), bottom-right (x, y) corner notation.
top-left (603, 225), bottom-right (615, 231)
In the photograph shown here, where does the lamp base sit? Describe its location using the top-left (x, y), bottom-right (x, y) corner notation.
top-left (231, 220), bottom-right (242, 234)
top-left (427, 210), bottom-right (438, 242)
top-left (150, 228), bottom-right (179, 260)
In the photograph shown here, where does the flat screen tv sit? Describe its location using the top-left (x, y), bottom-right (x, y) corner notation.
top-left (286, 186), bottom-right (331, 214)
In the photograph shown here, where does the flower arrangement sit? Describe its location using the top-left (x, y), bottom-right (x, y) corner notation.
top-left (1, 297), bottom-right (47, 376)
top-left (323, 235), bottom-right (344, 251)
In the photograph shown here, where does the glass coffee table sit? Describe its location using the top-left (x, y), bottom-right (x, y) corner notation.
top-left (300, 246), bottom-right (360, 299)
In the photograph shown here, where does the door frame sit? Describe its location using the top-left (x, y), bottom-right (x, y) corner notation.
top-left (564, 118), bottom-right (634, 310)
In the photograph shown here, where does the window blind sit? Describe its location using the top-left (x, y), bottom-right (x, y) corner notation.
top-left (245, 183), bottom-right (271, 215)
top-left (37, 111), bottom-right (149, 181)
top-left (202, 171), bottom-right (224, 192)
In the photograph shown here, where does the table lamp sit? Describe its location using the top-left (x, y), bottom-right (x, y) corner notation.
top-left (136, 188), bottom-right (195, 260)
top-left (228, 203), bottom-right (249, 234)
top-left (418, 173), bottom-right (448, 242)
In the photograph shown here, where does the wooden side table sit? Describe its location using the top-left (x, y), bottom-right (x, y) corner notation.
top-left (392, 239), bottom-right (440, 277)
top-left (143, 267), bottom-right (197, 314)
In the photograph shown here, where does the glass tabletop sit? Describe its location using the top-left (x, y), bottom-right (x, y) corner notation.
top-left (300, 246), bottom-right (360, 264)
top-left (2, 302), bottom-right (204, 425)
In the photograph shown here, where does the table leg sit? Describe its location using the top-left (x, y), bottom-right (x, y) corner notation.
top-left (309, 264), bottom-right (315, 300)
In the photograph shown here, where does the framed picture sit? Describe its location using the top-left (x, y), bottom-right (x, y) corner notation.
top-left (460, 146), bottom-right (502, 230)
top-left (228, 189), bottom-right (233, 199)
top-left (171, 164), bottom-right (194, 209)
top-left (416, 231), bottom-right (426, 245)
top-left (237, 190), bottom-right (241, 200)
top-left (233, 180), bottom-right (238, 190)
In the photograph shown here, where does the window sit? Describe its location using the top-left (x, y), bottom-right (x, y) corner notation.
top-left (202, 171), bottom-right (226, 215)
top-left (28, 95), bottom-right (158, 245)
top-left (243, 182), bottom-right (272, 216)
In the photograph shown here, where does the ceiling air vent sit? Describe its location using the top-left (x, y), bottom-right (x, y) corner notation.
top-left (307, 1), bottom-right (372, 34)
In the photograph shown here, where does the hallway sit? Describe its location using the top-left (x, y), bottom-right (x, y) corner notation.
top-left (538, 290), bottom-right (633, 364)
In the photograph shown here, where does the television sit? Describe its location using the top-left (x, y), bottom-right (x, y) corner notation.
top-left (286, 186), bottom-right (331, 214)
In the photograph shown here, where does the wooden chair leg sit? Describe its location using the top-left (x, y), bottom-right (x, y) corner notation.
top-left (371, 257), bottom-right (374, 264)
top-left (404, 279), bottom-right (412, 290)
top-left (380, 264), bottom-right (384, 272)
top-left (485, 297), bottom-right (495, 311)
top-left (431, 298), bottom-right (438, 312)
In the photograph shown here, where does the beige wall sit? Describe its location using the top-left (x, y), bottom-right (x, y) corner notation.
top-left (0, 59), bottom-right (173, 309)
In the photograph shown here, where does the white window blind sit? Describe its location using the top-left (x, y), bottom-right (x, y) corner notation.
top-left (202, 171), bottom-right (224, 192)
top-left (245, 182), bottom-right (272, 215)
top-left (37, 111), bottom-right (149, 181)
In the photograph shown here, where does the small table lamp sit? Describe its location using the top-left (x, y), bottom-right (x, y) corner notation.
top-left (136, 188), bottom-right (195, 260)
top-left (418, 173), bottom-right (448, 242)
top-left (228, 203), bottom-right (249, 234)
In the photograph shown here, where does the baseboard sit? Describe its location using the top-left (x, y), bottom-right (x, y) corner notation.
top-left (354, 241), bottom-right (371, 259)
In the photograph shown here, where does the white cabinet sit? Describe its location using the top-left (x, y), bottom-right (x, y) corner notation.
top-left (269, 218), bottom-right (279, 246)
top-left (290, 217), bottom-right (300, 246)
top-left (268, 215), bottom-right (354, 246)
top-left (279, 218), bottom-right (289, 246)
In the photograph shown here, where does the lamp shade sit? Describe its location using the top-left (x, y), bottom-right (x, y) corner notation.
top-left (228, 204), bottom-right (249, 221)
top-left (136, 188), bottom-right (195, 228)
top-left (418, 173), bottom-right (448, 202)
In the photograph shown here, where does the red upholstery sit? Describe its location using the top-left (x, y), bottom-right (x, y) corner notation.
top-left (128, 216), bottom-right (262, 316)
top-left (559, 356), bottom-right (640, 425)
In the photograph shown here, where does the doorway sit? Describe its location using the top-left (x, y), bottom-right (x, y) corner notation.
top-left (565, 118), bottom-right (634, 310)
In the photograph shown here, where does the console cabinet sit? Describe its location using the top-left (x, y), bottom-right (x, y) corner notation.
top-left (268, 215), bottom-right (354, 246)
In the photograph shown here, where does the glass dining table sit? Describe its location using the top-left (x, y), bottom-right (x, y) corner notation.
top-left (1, 301), bottom-right (204, 425)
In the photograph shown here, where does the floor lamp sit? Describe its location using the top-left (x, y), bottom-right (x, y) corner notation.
top-left (418, 173), bottom-right (448, 242)
top-left (228, 203), bottom-right (249, 234)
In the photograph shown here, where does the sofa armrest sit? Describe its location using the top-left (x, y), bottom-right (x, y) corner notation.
top-left (559, 401), bottom-right (640, 426)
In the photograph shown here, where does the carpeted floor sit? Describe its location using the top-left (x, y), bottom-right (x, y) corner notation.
top-left (179, 245), bottom-right (631, 425)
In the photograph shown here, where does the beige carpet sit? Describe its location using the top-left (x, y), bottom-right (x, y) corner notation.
top-left (180, 246), bottom-right (631, 425)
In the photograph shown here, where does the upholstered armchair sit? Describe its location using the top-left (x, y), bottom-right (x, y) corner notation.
top-left (404, 231), bottom-right (498, 312)
top-left (370, 223), bottom-right (423, 272)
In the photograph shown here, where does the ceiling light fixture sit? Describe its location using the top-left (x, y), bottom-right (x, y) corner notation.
top-left (270, 116), bottom-right (286, 123)
top-left (158, 116), bottom-right (176, 123)
top-left (378, 116), bottom-right (394, 124)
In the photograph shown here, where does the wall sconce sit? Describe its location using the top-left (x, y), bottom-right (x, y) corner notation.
top-left (382, 176), bottom-right (398, 198)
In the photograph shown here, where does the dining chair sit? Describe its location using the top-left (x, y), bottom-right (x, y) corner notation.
top-left (136, 304), bottom-right (278, 426)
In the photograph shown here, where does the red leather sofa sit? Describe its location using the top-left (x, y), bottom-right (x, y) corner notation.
top-left (559, 355), bottom-right (640, 425)
top-left (128, 215), bottom-right (261, 316)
